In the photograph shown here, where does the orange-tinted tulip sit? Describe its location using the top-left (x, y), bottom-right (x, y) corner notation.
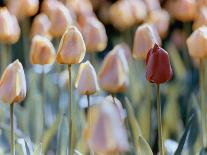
top-left (193, 7), bottom-right (207, 30)
top-left (79, 16), bottom-right (107, 52)
top-left (98, 45), bottom-right (129, 93)
top-left (86, 97), bottom-right (129, 153)
top-left (146, 44), bottom-right (173, 84)
top-left (75, 61), bottom-right (99, 95)
top-left (133, 24), bottom-right (161, 60)
top-left (30, 13), bottom-right (51, 39)
top-left (146, 9), bottom-right (170, 38)
top-left (0, 60), bottom-right (26, 103)
top-left (41, 0), bottom-right (58, 16)
top-left (187, 26), bottom-right (207, 59)
top-left (0, 7), bottom-right (20, 44)
top-left (56, 26), bottom-right (86, 64)
top-left (30, 35), bottom-right (56, 65)
top-left (7, 0), bottom-right (39, 19)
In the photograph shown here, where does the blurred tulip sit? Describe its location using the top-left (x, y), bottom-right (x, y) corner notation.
top-left (85, 97), bottom-right (129, 154)
top-left (166, 0), bottom-right (197, 22)
top-left (7, 0), bottom-right (39, 19)
top-left (0, 7), bottom-right (20, 44)
top-left (146, 9), bottom-right (170, 38)
top-left (41, 0), bottom-right (59, 15)
top-left (116, 43), bottom-right (132, 63)
top-left (171, 29), bottom-right (187, 50)
top-left (30, 35), bottom-right (56, 65)
top-left (78, 16), bottom-right (107, 52)
top-left (56, 26), bottom-right (86, 64)
top-left (197, 0), bottom-right (207, 9)
top-left (98, 0), bottom-right (111, 24)
top-left (75, 61), bottom-right (99, 95)
top-left (0, 60), bottom-right (26, 104)
top-left (133, 24), bottom-right (161, 60)
top-left (143, 0), bottom-right (161, 12)
top-left (193, 7), bottom-right (207, 30)
top-left (30, 13), bottom-right (51, 39)
top-left (98, 45), bottom-right (129, 93)
top-left (146, 44), bottom-right (173, 84)
top-left (187, 26), bottom-right (207, 59)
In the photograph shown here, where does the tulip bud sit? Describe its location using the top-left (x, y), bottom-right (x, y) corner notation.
top-left (98, 45), bottom-right (129, 93)
top-left (146, 9), bottom-right (170, 38)
top-left (30, 35), bottom-right (56, 65)
top-left (49, 2), bottom-right (73, 38)
top-left (0, 60), bottom-right (26, 103)
top-left (143, 0), bottom-right (161, 12)
top-left (30, 13), bottom-right (51, 39)
top-left (187, 26), bottom-right (207, 59)
top-left (75, 61), bottom-right (99, 95)
top-left (146, 44), bottom-right (173, 84)
top-left (116, 43), bottom-right (132, 63)
top-left (0, 7), bottom-right (20, 44)
top-left (85, 97), bottom-right (129, 153)
top-left (193, 7), bottom-right (207, 30)
top-left (56, 26), bottom-right (86, 64)
top-left (41, 0), bottom-right (59, 16)
top-left (133, 24), bottom-right (161, 60)
top-left (79, 16), bottom-right (107, 52)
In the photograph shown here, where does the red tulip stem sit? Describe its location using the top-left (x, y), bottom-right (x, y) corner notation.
top-left (41, 67), bottom-right (45, 128)
top-left (200, 59), bottom-right (207, 147)
top-left (156, 84), bottom-right (164, 155)
top-left (68, 64), bottom-right (73, 155)
top-left (10, 103), bottom-right (15, 155)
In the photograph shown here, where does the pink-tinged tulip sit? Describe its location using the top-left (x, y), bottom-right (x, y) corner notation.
top-left (0, 7), bottom-right (20, 44)
top-left (133, 24), bottom-right (161, 60)
top-left (143, 0), bottom-right (161, 12)
top-left (193, 7), bottom-right (207, 30)
top-left (41, 0), bottom-right (59, 16)
top-left (116, 43), bottom-right (132, 63)
top-left (56, 26), bottom-right (86, 64)
top-left (146, 44), bottom-right (173, 84)
top-left (146, 9), bottom-right (170, 38)
top-left (85, 97), bottom-right (129, 154)
top-left (187, 26), bottom-right (207, 59)
top-left (75, 61), bottom-right (99, 95)
top-left (30, 35), bottom-right (56, 65)
top-left (166, 0), bottom-right (197, 22)
top-left (0, 60), bottom-right (26, 103)
top-left (7, 0), bottom-right (39, 19)
top-left (79, 16), bottom-right (107, 52)
top-left (30, 13), bottom-right (51, 39)
top-left (98, 45), bottom-right (129, 93)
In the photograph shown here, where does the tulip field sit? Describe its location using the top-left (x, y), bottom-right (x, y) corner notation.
top-left (0, 0), bottom-right (207, 155)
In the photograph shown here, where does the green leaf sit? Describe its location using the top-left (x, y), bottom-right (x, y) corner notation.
top-left (137, 136), bottom-right (153, 155)
top-left (33, 144), bottom-right (43, 155)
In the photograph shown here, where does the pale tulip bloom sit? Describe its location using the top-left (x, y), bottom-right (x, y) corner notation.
top-left (41, 0), bottom-right (59, 16)
top-left (143, 0), bottom-right (161, 12)
top-left (133, 24), bottom-right (161, 60)
top-left (30, 35), bottom-right (56, 65)
top-left (85, 97), bottom-right (129, 154)
top-left (30, 13), bottom-right (52, 39)
top-left (75, 61), bottom-right (99, 95)
top-left (193, 7), bottom-right (207, 30)
top-left (0, 7), bottom-right (20, 44)
top-left (0, 60), bottom-right (26, 104)
top-left (115, 43), bottom-right (132, 62)
top-left (98, 45), bottom-right (129, 93)
top-left (187, 26), bottom-right (207, 59)
top-left (56, 26), bottom-right (86, 64)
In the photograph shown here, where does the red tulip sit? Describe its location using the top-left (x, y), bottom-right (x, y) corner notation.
top-left (146, 44), bottom-right (173, 84)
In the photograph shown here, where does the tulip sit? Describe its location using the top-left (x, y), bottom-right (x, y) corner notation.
top-left (146, 9), bottom-right (170, 38)
top-left (187, 26), bottom-right (207, 147)
top-left (133, 24), bottom-right (161, 60)
top-left (0, 60), bottom-right (26, 155)
top-left (56, 26), bottom-right (86, 155)
top-left (98, 45), bottom-right (129, 94)
top-left (143, 0), bottom-right (161, 12)
top-left (85, 97), bottom-right (129, 154)
top-left (30, 13), bottom-right (52, 39)
top-left (193, 7), bottom-right (207, 30)
top-left (98, 0), bottom-right (111, 24)
top-left (146, 44), bottom-right (173, 155)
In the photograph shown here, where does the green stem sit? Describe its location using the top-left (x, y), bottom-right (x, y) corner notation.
top-left (68, 65), bottom-right (73, 155)
top-left (41, 67), bottom-right (45, 128)
top-left (10, 103), bottom-right (15, 155)
top-left (1, 44), bottom-right (10, 73)
top-left (156, 84), bottom-right (164, 155)
top-left (200, 59), bottom-right (207, 147)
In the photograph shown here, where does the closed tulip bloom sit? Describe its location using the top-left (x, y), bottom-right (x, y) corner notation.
top-left (0, 7), bottom-right (20, 44)
top-left (98, 46), bottom-right (129, 93)
top-left (146, 44), bottom-right (173, 84)
top-left (133, 24), bottom-right (161, 60)
top-left (187, 26), bottom-right (207, 59)
top-left (30, 13), bottom-right (51, 39)
top-left (56, 26), bottom-right (86, 64)
top-left (79, 17), bottom-right (107, 52)
top-left (75, 61), bottom-right (99, 95)
top-left (86, 98), bottom-right (129, 153)
top-left (193, 7), bottom-right (207, 30)
top-left (41, 0), bottom-right (58, 16)
top-left (143, 0), bottom-right (161, 12)
top-left (0, 60), bottom-right (26, 103)
top-left (146, 9), bottom-right (170, 38)
top-left (30, 35), bottom-right (56, 65)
